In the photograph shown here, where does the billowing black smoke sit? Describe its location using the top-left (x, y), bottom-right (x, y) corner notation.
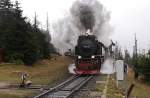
top-left (52, 0), bottom-right (112, 54)
top-left (79, 5), bottom-right (95, 30)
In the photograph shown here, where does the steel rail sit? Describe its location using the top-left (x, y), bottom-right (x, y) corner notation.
top-left (66, 75), bottom-right (93, 98)
top-left (34, 75), bottom-right (79, 98)
top-left (33, 75), bottom-right (93, 98)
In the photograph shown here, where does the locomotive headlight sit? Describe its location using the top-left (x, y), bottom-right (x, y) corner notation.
top-left (91, 55), bottom-right (95, 59)
top-left (78, 56), bottom-right (82, 59)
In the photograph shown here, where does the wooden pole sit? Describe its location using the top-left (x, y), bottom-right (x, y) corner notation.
top-left (125, 84), bottom-right (135, 98)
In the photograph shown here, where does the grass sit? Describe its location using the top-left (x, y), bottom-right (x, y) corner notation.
top-left (95, 67), bottom-right (150, 98)
top-left (0, 89), bottom-right (36, 98)
top-left (106, 76), bottom-right (125, 98)
top-left (95, 74), bottom-right (107, 92)
top-left (0, 56), bottom-right (73, 98)
top-left (96, 74), bottom-right (125, 98)
top-left (127, 68), bottom-right (150, 98)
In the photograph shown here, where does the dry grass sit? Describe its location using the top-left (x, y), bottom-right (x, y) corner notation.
top-left (95, 74), bottom-right (107, 92)
top-left (127, 68), bottom-right (150, 98)
top-left (96, 67), bottom-right (150, 98)
top-left (96, 74), bottom-right (124, 98)
top-left (0, 56), bottom-right (73, 98)
top-left (106, 67), bottom-right (150, 98)
top-left (0, 89), bottom-right (36, 98)
top-left (107, 77), bottom-right (125, 98)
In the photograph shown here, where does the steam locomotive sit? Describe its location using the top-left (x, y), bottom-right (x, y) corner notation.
top-left (74, 33), bottom-right (106, 74)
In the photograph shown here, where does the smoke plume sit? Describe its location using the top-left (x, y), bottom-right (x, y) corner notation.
top-left (52, 0), bottom-right (112, 54)
top-left (79, 5), bottom-right (95, 30)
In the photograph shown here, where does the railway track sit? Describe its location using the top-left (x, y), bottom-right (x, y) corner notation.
top-left (34, 75), bottom-right (94, 98)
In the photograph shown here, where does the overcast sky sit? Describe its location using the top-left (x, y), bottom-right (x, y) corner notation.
top-left (14, 0), bottom-right (150, 53)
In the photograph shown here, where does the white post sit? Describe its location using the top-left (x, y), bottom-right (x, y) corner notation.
top-left (115, 60), bottom-right (124, 88)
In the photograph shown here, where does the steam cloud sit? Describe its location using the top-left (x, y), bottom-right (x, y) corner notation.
top-left (79, 5), bottom-right (95, 30)
top-left (100, 57), bottom-right (115, 74)
top-left (52, 0), bottom-right (112, 54)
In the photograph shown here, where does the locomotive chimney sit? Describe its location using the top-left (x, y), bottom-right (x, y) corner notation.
top-left (85, 29), bottom-right (93, 35)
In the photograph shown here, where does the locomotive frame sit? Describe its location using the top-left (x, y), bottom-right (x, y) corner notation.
top-left (74, 55), bottom-right (104, 74)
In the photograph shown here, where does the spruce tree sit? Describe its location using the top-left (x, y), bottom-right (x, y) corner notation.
top-left (0, 0), bottom-right (52, 65)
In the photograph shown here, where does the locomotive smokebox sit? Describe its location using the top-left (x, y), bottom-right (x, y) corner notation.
top-left (75, 35), bottom-right (97, 57)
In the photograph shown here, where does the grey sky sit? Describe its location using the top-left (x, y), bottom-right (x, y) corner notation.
top-left (14, 0), bottom-right (150, 53)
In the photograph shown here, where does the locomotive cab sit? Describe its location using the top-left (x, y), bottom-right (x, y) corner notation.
top-left (74, 34), bottom-right (105, 75)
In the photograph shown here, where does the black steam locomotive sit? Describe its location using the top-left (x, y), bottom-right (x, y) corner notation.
top-left (74, 34), bottom-right (106, 74)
